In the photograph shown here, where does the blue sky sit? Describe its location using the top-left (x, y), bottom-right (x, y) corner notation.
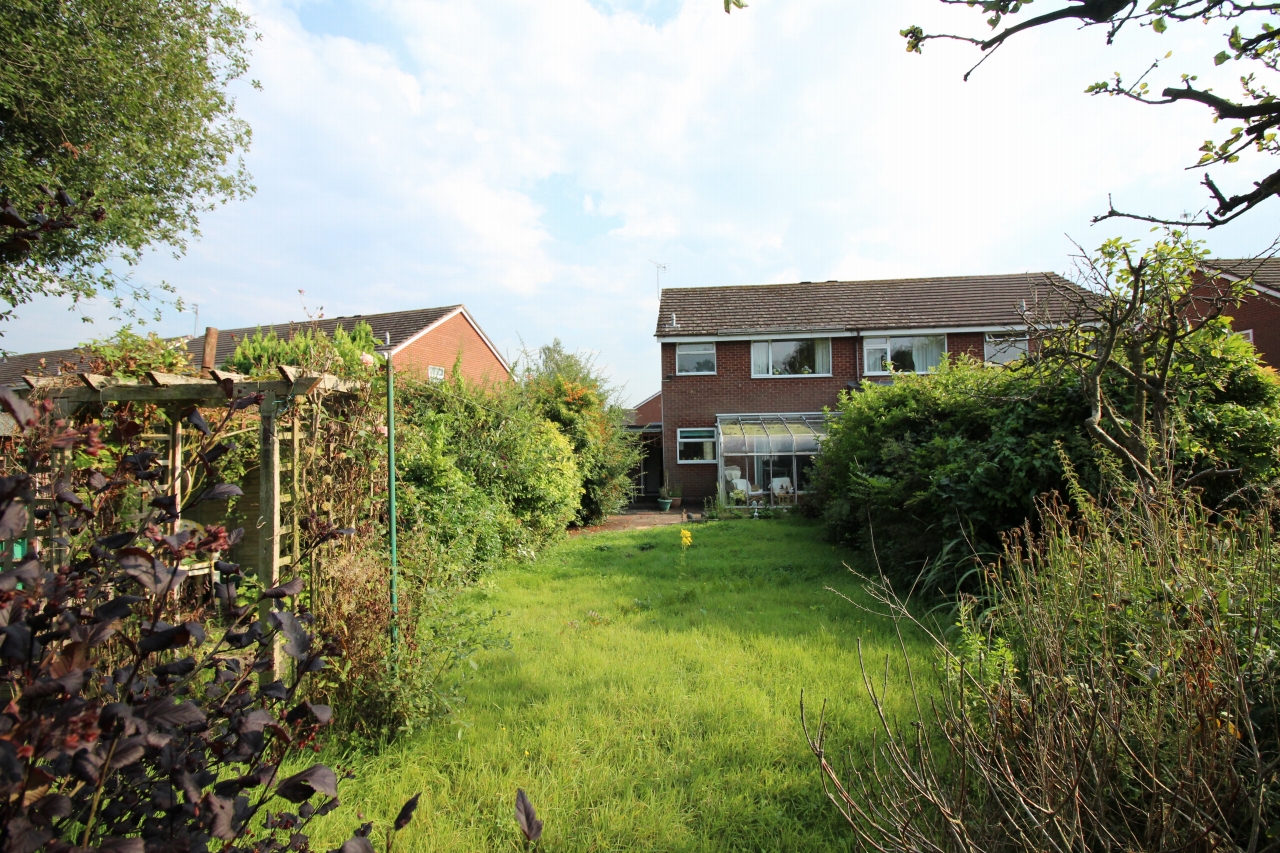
top-left (13, 0), bottom-right (1280, 403)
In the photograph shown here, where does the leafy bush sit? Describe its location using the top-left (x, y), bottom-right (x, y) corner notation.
top-left (813, 356), bottom-right (1095, 591)
top-left (75, 327), bottom-right (197, 378)
top-left (518, 341), bottom-right (640, 525)
top-left (0, 386), bottom-right (406, 853)
top-left (394, 371), bottom-right (581, 565)
top-left (807, 479), bottom-right (1280, 853)
top-left (225, 321), bottom-right (382, 378)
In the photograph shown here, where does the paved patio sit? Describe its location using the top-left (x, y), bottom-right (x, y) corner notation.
top-left (572, 504), bottom-right (701, 535)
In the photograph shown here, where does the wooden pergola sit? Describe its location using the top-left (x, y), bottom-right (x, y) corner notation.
top-left (11, 365), bottom-right (366, 675)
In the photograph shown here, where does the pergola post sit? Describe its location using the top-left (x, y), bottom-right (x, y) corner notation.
top-left (257, 390), bottom-right (282, 680)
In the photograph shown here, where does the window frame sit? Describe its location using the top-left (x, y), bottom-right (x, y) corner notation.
top-left (676, 427), bottom-right (718, 464)
top-left (984, 333), bottom-right (1030, 365)
top-left (675, 342), bottom-right (718, 376)
top-left (749, 338), bottom-right (833, 378)
top-left (1239, 328), bottom-right (1255, 344)
top-left (427, 365), bottom-right (446, 382)
top-left (862, 335), bottom-right (948, 376)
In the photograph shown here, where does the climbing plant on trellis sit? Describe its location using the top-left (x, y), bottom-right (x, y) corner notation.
top-left (1, 365), bottom-right (368, 677)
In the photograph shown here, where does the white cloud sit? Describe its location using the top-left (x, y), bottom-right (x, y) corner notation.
top-left (10, 0), bottom-right (1279, 402)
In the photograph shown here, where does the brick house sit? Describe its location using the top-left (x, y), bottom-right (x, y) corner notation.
top-left (654, 274), bottom-right (1078, 505)
top-left (0, 304), bottom-right (509, 387)
top-left (1200, 258), bottom-right (1280, 366)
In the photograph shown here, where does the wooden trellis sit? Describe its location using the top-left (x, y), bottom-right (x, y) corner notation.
top-left (9, 365), bottom-right (365, 676)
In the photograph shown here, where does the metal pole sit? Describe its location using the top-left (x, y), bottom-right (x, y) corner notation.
top-left (386, 350), bottom-right (399, 650)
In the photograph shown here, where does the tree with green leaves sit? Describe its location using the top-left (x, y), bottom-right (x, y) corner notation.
top-left (895, 1), bottom-right (1280, 228)
top-left (0, 0), bottom-right (256, 328)
top-left (518, 340), bottom-right (641, 525)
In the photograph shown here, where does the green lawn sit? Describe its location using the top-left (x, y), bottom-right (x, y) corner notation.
top-left (313, 517), bottom-right (928, 852)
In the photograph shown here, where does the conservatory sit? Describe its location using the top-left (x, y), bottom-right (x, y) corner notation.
top-left (715, 412), bottom-right (834, 507)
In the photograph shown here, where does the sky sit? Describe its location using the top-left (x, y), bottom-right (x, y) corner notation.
top-left (12, 0), bottom-right (1280, 403)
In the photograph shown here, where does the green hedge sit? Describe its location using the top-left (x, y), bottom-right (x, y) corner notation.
top-left (813, 329), bottom-right (1280, 593)
top-left (394, 372), bottom-right (582, 570)
top-left (519, 341), bottom-right (641, 525)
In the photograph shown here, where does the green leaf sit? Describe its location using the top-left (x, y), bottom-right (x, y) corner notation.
top-left (1215, 50), bottom-right (1231, 66)
top-left (1152, 17), bottom-right (1166, 34)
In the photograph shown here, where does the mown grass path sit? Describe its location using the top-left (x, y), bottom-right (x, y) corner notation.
top-left (318, 518), bottom-right (926, 852)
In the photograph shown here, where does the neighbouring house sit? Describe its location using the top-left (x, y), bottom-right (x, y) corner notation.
top-left (626, 390), bottom-right (663, 499)
top-left (1200, 258), bottom-right (1280, 366)
top-left (0, 304), bottom-right (509, 387)
top-left (655, 273), bottom-right (1080, 505)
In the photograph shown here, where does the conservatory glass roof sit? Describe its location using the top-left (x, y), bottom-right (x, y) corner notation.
top-left (715, 413), bottom-right (833, 455)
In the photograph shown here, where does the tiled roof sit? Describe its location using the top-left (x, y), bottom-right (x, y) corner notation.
top-left (185, 306), bottom-right (461, 368)
top-left (1203, 258), bottom-right (1280, 294)
top-left (654, 273), bottom-right (1083, 337)
top-left (0, 305), bottom-right (461, 387)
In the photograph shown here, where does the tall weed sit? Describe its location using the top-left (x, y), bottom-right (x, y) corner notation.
top-left (807, 479), bottom-right (1280, 852)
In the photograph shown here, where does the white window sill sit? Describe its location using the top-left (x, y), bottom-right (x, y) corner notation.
top-left (677, 459), bottom-right (718, 465)
top-left (749, 373), bottom-right (833, 379)
top-left (863, 371), bottom-right (935, 377)
top-left (675, 371), bottom-right (717, 377)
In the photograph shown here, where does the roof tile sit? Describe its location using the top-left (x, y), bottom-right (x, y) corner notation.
top-left (655, 273), bottom-right (1083, 337)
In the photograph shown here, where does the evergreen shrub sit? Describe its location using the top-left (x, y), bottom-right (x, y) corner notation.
top-left (814, 329), bottom-right (1280, 593)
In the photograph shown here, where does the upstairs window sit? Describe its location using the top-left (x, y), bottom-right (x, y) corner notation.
top-left (750, 339), bottom-right (832, 377)
top-left (984, 334), bottom-right (1029, 365)
top-left (676, 343), bottom-right (717, 375)
top-left (428, 365), bottom-right (446, 382)
top-left (864, 336), bottom-right (945, 375)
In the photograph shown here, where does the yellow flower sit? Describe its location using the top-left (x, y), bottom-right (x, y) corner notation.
top-left (680, 529), bottom-right (692, 548)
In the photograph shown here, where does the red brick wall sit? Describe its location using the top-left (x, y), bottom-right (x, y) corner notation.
top-left (661, 332), bottom-right (993, 499)
top-left (947, 332), bottom-right (985, 361)
top-left (661, 338), bottom-right (860, 499)
top-left (393, 312), bottom-right (508, 384)
top-left (632, 392), bottom-right (663, 425)
top-left (1224, 293), bottom-right (1280, 368)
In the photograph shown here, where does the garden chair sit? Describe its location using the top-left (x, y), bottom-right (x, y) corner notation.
top-left (770, 477), bottom-right (795, 505)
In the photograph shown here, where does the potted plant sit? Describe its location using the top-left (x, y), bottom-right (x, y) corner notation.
top-left (669, 483), bottom-right (683, 509)
top-left (657, 470), bottom-right (673, 512)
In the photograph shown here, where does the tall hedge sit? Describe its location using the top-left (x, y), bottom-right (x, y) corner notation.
top-left (393, 371), bottom-right (582, 569)
top-left (814, 327), bottom-right (1280, 593)
top-left (519, 340), bottom-right (641, 525)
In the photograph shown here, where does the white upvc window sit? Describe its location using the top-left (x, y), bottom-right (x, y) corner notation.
top-left (427, 365), bottom-right (446, 382)
top-left (1239, 328), bottom-right (1255, 343)
top-left (675, 343), bottom-right (717, 375)
top-left (676, 428), bottom-right (717, 463)
top-left (750, 338), bottom-right (832, 377)
top-left (863, 335), bottom-right (946, 375)
top-left (984, 334), bottom-right (1030, 365)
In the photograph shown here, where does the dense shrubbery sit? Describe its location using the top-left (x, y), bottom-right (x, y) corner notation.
top-left (813, 356), bottom-right (1094, 590)
top-left (518, 341), bottom-right (640, 525)
top-left (394, 371), bottom-right (581, 567)
top-left (814, 234), bottom-right (1280, 593)
top-left (810, 480), bottom-right (1280, 853)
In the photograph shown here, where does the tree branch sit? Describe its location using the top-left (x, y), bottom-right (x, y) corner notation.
top-left (1160, 84), bottom-right (1280, 121)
